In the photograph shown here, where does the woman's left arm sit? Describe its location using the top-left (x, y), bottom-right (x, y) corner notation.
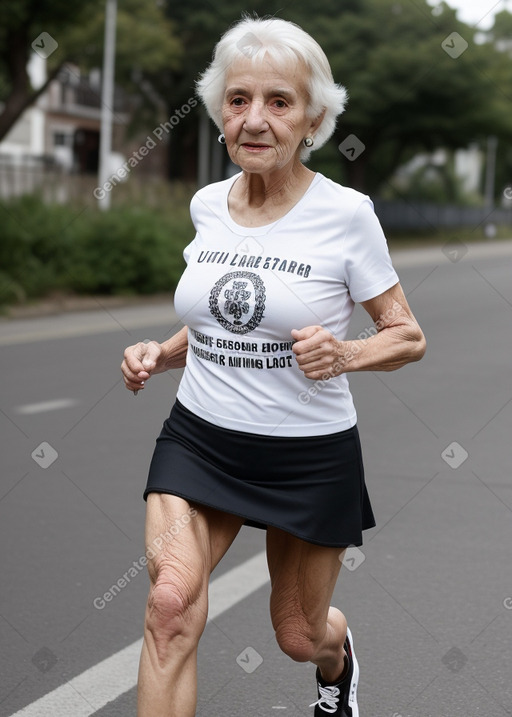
top-left (292, 283), bottom-right (426, 380)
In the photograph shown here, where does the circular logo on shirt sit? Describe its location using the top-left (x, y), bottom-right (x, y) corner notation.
top-left (209, 271), bottom-right (266, 335)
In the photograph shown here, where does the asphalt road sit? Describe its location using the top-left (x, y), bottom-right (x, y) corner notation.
top-left (1, 240), bottom-right (511, 717)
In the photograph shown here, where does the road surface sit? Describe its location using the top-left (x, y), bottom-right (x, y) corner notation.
top-left (1, 240), bottom-right (511, 716)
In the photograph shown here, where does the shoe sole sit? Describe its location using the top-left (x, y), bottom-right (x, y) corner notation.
top-left (346, 627), bottom-right (359, 717)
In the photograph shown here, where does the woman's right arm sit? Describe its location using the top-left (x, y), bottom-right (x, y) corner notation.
top-left (121, 326), bottom-right (188, 392)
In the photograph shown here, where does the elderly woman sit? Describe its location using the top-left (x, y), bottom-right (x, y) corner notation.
top-left (121, 15), bottom-right (425, 717)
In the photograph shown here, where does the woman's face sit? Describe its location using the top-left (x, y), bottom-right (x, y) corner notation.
top-left (221, 56), bottom-right (318, 175)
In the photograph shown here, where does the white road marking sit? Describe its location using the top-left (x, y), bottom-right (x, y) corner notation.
top-left (8, 550), bottom-right (269, 717)
top-left (15, 399), bottom-right (79, 415)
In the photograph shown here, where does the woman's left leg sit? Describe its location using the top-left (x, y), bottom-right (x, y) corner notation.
top-left (266, 526), bottom-right (348, 683)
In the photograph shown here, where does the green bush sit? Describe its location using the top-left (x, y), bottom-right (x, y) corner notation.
top-left (0, 195), bottom-right (194, 306)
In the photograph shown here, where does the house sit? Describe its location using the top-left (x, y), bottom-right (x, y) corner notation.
top-left (0, 54), bottom-right (167, 199)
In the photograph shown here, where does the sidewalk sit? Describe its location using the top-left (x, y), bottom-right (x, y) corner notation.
top-left (0, 296), bottom-right (181, 346)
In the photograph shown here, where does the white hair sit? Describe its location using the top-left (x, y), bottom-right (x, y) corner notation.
top-left (196, 16), bottom-right (348, 161)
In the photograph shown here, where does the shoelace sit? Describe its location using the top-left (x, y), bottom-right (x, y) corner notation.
top-left (309, 684), bottom-right (341, 713)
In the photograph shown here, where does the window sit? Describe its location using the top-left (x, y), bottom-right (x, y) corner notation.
top-left (54, 132), bottom-right (68, 147)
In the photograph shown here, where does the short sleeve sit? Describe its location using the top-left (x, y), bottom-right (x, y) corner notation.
top-left (183, 240), bottom-right (194, 265)
top-left (183, 192), bottom-right (201, 264)
top-left (342, 198), bottom-right (399, 303)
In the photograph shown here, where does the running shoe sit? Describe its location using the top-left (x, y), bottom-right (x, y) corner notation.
top-left (310, 626), bottom-right (359, 716)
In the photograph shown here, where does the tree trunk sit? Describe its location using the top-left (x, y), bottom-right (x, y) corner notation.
top-left (0, 22), bottom-right (63, 142)
top-left (0, 64), bottom-right (64, 142)
top-left (344, 149), bottom-right (370, 193)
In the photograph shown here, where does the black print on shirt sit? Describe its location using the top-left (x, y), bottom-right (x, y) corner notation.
top-left (224, 281), bottom-right (250, 325)
top-left (209, 271), bottom-right (266, 335)
top-left (190, 329), bottom-right (295, 370)
top-left (197, 250), bottom-right (311, 278)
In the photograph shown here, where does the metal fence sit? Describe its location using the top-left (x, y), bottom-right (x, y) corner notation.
top-left (0, 155), bottom-right (91, 203)
top-left (373, 198), bottom-right (512, 232)
top-left (1, 158), bottom-right (511, 230)
top-left (0, 157), bottom-right (182, 206)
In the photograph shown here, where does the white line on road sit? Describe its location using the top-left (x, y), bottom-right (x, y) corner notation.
top-left (15, 399), bottom-right (79, 415)
top-left (8, 550), bottom-right (269, 717)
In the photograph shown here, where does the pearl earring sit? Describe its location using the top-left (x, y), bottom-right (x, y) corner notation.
top-left (303, 136), bottom-right (314, 148)
top-left (218, 134), bottom-right (226, 144)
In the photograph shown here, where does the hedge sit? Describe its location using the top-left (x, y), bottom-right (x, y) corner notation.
top-left (0, 195), bottom-right (194, 307)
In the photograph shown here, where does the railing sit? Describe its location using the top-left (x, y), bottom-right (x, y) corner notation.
top-left (0, 156), bottom-right (93, 203)
top-left (51, 78), bottom-right (129, 113)
top-left (373, 198), bottom-right (512, 232)
top-left (0, 157), bottom-right (188, 207)
top-left (1, 159), bottom-right (511, 228)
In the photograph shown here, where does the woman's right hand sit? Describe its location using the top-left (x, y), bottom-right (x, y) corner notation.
top-left (121, 340), bottom-right (164, 393)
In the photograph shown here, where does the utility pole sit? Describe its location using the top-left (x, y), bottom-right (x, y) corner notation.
top-left (198, 110), bottom-right (210, 189)
top-left (97, 0), bottom-right (117, 210)
top-left (484, 135), bottom-right (497, 210)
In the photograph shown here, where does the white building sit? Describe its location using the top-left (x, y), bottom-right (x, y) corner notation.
top-left (0, 54), bottom-right (47, 161)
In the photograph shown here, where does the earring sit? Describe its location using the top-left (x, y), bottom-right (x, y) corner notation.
top-left (218, 134), bottom-right (226, 144)
top-left (303, 136), bottom-right (314, 148)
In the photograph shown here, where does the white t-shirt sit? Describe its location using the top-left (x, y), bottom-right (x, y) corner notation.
top-left (174, 172), bottom-right (399, 437)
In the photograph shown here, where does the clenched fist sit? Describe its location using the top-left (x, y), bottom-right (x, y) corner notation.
top-left (121, 341), bottom-right (164, 393)
top-left (291, 326), bottom-right (346, 380)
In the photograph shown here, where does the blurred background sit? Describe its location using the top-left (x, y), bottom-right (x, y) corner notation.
top-left (0, 0), bottom-right (511, 310)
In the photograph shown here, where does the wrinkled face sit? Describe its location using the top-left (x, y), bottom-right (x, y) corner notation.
top-left (221, 56), bottom-right (317, 175)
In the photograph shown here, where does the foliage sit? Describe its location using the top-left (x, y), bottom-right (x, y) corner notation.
top-left (292, 0), bottom-right (512, 191)
top-left (0, 0), bottom-right (180, 140)
top-left (488, 9), bottom-right (512, 43)
top-left (385, 159), bottom-right (479, 205)
top-left (164, 0), bottom-right (512, 192)
top-left (0, 195), bottom-right (193, 307)
top-left (480, 12), bottom-right (512, 202)
top-left (1, 0), bottom-right (512, 194)
top-left (58, 0), bottom-right (181, 136)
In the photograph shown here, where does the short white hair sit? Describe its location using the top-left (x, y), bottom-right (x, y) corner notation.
top-left (196, 16), bottom-right (348, 161)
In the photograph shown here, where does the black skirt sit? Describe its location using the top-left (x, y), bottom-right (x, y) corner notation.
top-left (144, 399), bottom-right (375, 548)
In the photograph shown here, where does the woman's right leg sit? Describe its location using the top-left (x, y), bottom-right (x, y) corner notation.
top-left (137, 493), bottom-right (245, 717)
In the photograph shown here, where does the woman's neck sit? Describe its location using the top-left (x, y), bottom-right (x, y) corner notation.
top-left (238, 160), bottom-right (315, 209)
top-left (227, 161), bottom-right (317, 228)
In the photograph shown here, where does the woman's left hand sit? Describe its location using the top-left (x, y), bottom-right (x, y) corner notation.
top-left (291, 284), bottom-right (426, 380)
top-left (291, 326), bottom-right (344, 380)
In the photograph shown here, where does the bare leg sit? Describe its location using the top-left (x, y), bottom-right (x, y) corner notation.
top-left (266, 527), bottom-right (348, 682)
top-left (137, 495), bottom-right (244, 717)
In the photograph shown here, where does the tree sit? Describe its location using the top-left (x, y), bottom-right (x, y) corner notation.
top-left (3, 0), bottom-right (511, 195)
top-left (482, 9), bottom-right (512, 201)
top-left (0, 1), bottom-right (98, 139)
top-left (298, 0), bottom-right (512, 191)
top-left (57, 0), bottom-right (182, 136)
top-left (488, 9), bottom-right (512, 47)
top-left (164, 0), bottom-right (512, 193)
top-left (0, 0), bottom-right (181, 142)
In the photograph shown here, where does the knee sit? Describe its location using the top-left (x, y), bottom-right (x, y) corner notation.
top-left (145, 571), bottom-right (206, 648)
top-left (275, 621), bottom-right (322, 663)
